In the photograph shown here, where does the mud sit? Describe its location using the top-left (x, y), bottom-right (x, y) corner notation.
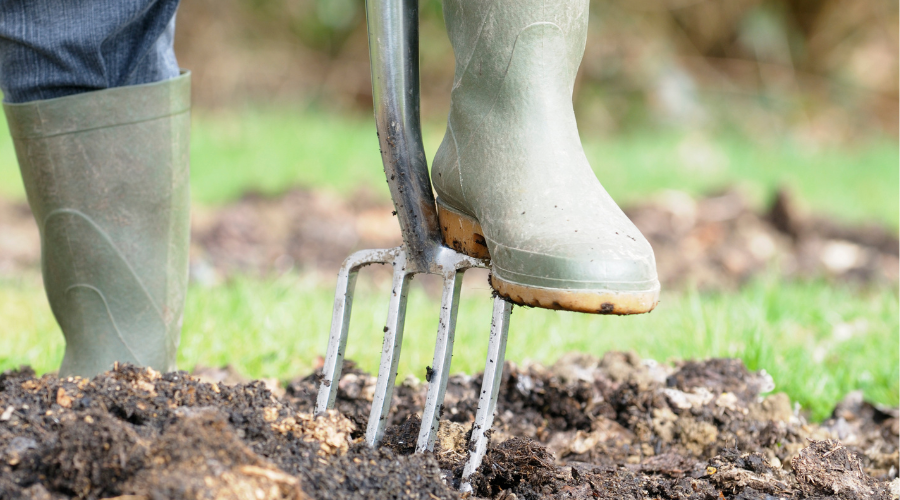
top-left (0, 354), bottom-right (895, 499)
top-left (1, 188), bottom-right (896, 288)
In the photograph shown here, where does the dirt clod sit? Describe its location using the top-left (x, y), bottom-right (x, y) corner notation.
top-left (469, 437), bottom-right (555, 498)
top-left (792, 439), bottom-right (891, 499)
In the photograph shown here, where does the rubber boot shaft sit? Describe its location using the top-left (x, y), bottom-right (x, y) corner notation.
top-left (4, 73), bottom-right (191, 377)
top-left (432, 0), bottom-right (659, 313)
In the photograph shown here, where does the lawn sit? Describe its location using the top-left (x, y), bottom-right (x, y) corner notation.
top-left (0, 108), bottom-right (896, 421)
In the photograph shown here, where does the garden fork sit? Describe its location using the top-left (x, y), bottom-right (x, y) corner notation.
top-left (314, 0), bottom-right (510, 490)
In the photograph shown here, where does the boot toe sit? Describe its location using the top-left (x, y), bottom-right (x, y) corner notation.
top-left (487, 234), bottom-right (660, 314)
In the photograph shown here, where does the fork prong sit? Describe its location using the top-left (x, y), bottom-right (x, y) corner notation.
top-left (366, 251), bottom-right (413, 446)
top-left (314, 262), bottom-right (359, 414)
top-left (416, 269), bottom-right (465, 453)
top-left (316, 248), bottom-right (400, 415)
top-left (460, 297), bottom-right (512, 492)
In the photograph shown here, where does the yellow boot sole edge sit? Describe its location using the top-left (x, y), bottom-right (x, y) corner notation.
top-left (437, 200), bottom-right (660, 315)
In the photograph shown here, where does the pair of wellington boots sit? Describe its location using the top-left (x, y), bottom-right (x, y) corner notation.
top-left (5, 0), bottom-right (657, 378)
top-left (4, 73), bottom-right (191, 378)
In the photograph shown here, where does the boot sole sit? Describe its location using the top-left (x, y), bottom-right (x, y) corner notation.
top-left (437, 200), bottom-right (659, 315)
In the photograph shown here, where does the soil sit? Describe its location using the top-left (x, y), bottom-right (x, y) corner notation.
top-left (1, 354), bottom-right (896, 499)
top-left (0, 364), bottom-right (452, 500)
top-left (1, 188), bottom-right (897, 289)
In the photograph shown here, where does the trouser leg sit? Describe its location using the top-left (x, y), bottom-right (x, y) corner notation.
top-left (0, 0), bottom-right (181, 103)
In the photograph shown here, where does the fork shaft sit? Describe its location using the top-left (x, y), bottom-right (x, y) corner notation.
top-left (366, 252), bottom-right (413, 446)
top-left (416, 270), bottom-right (465, 452)
top-left (366, 0), bottom-right (443, 271)
top-left (460, 297), bottom-right (512, 492)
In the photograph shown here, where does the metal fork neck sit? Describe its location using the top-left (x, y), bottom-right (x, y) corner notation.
top-left (366, 0), bottom-right (444, 272)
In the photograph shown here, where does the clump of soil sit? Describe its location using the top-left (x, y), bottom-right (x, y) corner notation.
top-left (792, 440), bottom-right (891, 499)
top-left (0, 354), bottom-right (896, 499)
top-left (469, 437), bottom-right (556, 497)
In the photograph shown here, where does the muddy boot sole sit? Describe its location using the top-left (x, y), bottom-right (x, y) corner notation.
top-left (437, 199), bottom-right (659, 315)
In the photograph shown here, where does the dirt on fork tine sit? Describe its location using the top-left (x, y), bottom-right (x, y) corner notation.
top-left (0, 353), bottom-right (896, 499)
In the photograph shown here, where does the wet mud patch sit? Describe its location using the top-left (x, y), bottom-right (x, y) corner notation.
top-left (0, 354), bottom-right (896, 499)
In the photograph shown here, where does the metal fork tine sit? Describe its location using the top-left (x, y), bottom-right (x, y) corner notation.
top-left (416, 269), bottom-right (465, 452)
top-left (316, 248), bottom-right (400, 415)
top-left (460, 297), bottom-right (512, 492)
top-left (314, 258), bottom-right (360, 414)
top-left (366, 251), bottom-right (412, 446)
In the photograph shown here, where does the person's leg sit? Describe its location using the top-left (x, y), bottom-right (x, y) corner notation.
top-left (0, 0), bottom-right (191, 378)
top-left (0, 0), bottom-right (180, 102)
top-left (432, 0), bottom-right (659, 315)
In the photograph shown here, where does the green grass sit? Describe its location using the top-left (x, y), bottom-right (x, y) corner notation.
top-left (0, 108), bottom-right (897, 229)
top-left (1, 273), bottom-right (896, 421)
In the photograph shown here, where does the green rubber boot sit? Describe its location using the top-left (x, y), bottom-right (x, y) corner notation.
top-left (433, 0), bottom-right (659, 315)
top-left (4, 73), bottom-right (191, 377)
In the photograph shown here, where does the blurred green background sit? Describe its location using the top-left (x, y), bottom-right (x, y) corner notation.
top-left (0, 0), bottom-right (896, 420)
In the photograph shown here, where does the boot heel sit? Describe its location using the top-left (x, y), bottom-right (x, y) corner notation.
top-left (437, 199), bottom-right (491, 260)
